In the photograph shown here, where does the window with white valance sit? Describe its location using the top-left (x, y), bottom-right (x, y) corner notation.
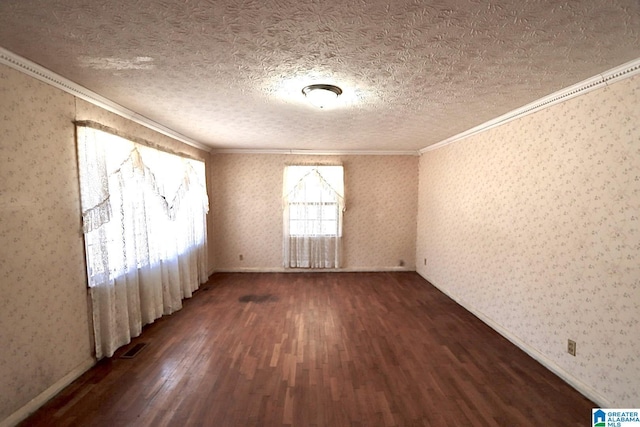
top-left (76, 123), bottom-right (208, 359)
top-left (283, 165), bottom-right (344, 268)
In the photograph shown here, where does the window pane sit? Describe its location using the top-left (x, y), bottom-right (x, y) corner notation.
top-left (306, 206), bottom-right (318, 220)
top-left (284, 165), bottom-right (343, 238)
top-left (321, 204), bottom-right (337, 220)
top-left (289, 220), bottom-right (303, 235)
top-left (289, 204), bottom-right (302, 220)
top-left (322, 220), bottom-right (338, 236)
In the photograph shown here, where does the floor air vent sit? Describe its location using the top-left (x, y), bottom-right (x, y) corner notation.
top-left (121, 343), bottom-right (147, 359)
top-left (238, 294), bottom-right (278, 303)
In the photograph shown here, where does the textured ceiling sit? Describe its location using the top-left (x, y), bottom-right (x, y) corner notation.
top-left (0, 0), bottom-right (639, 152)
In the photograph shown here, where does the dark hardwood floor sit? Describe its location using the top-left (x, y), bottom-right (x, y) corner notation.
top-left (20, 272), bottom-right (594, 426)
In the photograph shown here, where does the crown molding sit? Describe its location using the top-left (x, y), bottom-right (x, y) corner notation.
top-left (0, 46), bottom-right (419, 157)
top-left (420, 57), bottom-right (640, 154)
top-left (0, 47), bottom-right (211, 153)
top-left (4, 45), bottom-right (637, 157)
top-left (211, 148), bottom-right (420, 156)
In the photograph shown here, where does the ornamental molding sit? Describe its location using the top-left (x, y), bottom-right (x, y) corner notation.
top-left (420, 57), bottom-right (640, 153)
top-left (0, 47), bottom-right (210, 152)
top-left (2, 46), bottom-right (637, 157)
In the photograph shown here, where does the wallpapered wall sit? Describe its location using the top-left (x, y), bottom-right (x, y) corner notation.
top-left (211, 153), bottom-right (419, 271)
top-left (416, 75), bottom-right (640, 407)
top-left (0, 63), bottom-right (211, 423)
top-left (0, 65), bottom-right (92, 421)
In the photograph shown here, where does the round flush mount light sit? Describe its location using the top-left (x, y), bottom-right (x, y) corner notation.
top-left (302, 84), bottom-right (343, 109)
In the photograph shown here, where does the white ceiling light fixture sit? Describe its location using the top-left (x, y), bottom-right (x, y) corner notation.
top-left (302, 84), bottom-right (343, 109)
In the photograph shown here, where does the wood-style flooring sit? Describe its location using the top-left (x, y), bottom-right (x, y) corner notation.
top-left (20, 272), bottom-right (595, 426)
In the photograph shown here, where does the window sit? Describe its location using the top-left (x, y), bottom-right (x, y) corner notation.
top-left (76, 123), bottom-right (208, 358)
top-left (283, 165), bottom-right (344, 268)
top-left (289, 199), bottom-right (339, 236)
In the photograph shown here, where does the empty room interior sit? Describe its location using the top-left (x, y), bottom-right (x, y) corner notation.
top-left (1, 0), bottom-right (639, 425)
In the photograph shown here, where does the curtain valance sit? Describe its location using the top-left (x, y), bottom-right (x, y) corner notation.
top-left (76, 125), bottom-right (208, 232)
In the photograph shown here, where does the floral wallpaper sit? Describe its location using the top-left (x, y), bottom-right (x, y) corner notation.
top-left (0, 64), bottom-right (93, 421)
top-left (416, 74), bottom-right (640, 407)
top-left (4, 42), bottom-right (636, 424)
top-left (211, 153), bottom-right (418, 271)
top-left (0, 64), bottom-right (213, 424)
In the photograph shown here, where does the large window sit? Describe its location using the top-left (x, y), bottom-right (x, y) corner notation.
top-left (76, 122), bottom-right (208, 358)
top-left (283, 165), bottom-right (344, 268)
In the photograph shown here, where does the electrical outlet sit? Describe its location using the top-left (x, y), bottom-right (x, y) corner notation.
top-left (567, 339), bottom-right (576, 356)
top-left (239, 254), bottom-right (244, 261)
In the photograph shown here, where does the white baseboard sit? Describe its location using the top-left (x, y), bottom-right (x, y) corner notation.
top-left (416, 271), bottom-right (611, 408)
top-left (1, 357), bottom-right (96, 427)
top-left (211, 266), bottom-right (414, 273)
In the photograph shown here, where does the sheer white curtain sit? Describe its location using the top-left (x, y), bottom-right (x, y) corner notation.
top-left (283, 165), bottom-right (344, 268)
top-left (77, 124), bottom-right (208, 359)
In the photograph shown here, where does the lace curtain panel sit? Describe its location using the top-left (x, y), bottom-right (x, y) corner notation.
top-left (76, 125), bottom-right (209, 359)
top-left (283, 165), bottom-right (344, 268)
